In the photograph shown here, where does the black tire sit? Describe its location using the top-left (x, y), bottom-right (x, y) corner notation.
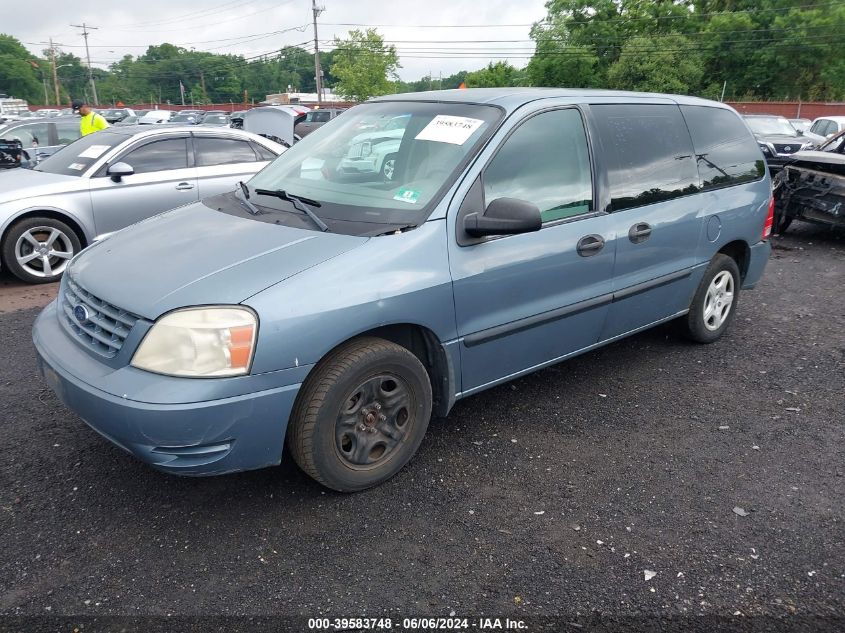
top-left (1, 216), bottom-right (81, 284)
top-left (681, 254), bottom-right (741, 344)
top-left (288, 337), bottom-right (433, 492)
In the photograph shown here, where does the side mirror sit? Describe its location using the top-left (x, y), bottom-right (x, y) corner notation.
top-left (464, 197), bottom-right (542, 238)
top-left (108, 162), bottom-right (134, 182)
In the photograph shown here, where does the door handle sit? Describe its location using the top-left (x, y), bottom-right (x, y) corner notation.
top-left (576, 234), bottom-right (605, 257)
top-left (175, 182), bottom-right (195, 191)
top-left (628, 222), bottom-right (652, 244)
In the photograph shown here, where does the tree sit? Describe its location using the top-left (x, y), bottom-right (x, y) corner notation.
top-left (0, 34), bottom-right (42, 102)
top-left (607, 35), bottom-right (704, 94)
top-left (465, 62), bottom-right (522, 88)
top-left (330, 29), bottom-right (400, 102)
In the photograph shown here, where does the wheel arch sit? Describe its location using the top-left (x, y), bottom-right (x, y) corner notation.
top-left (717, 240), bottom-right (750, 281)
top-left (1, 208), bottom-right (90, 251)
top-left (302, 323), bottom-right (456, 418)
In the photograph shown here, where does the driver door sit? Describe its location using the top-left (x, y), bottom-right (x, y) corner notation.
top-left (448, 107), bottom-right (617, 394)
top-left (88, 135), bottom-right (198, 237)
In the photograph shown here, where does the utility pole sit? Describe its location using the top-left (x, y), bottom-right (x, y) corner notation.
top-left (49, 39), bottom-right (60, 105)
top-left (70, 22), bottom-right (99, 105)
top-left (312, 0), bottom-right (324, 104)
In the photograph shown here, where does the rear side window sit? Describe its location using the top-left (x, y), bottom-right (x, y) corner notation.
top-left (483, 108), bottom-right (593, 223)
top-left (194, 136), bottom-right (257, 166)
top-left (592, 104), bottom-right (698, 211)
top-left (122, 138), bottom-right (189, 174)
top-left (681, 106), bottom-right (765, 191)
top-left (251, 142), bottom-right (278, 161)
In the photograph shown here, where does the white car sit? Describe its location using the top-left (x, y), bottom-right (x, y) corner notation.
top-left (808, 116), bottom-right (845, 139)
top-left (138, 110), bottom-right (173, 125)
top-left (0, 126), bottom-right (284, 283)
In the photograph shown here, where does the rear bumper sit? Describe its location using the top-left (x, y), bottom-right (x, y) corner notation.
top-left (742, 240), bottom-right (771, 290)
top-left (33, 301), bottom-right (304, 475)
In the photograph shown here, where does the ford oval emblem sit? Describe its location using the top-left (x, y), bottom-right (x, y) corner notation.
top-left (73, 304), bottom-right (90, 325)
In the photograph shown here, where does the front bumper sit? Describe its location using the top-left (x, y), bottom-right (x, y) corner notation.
top-left (33, 300), bottom-right (306, 475)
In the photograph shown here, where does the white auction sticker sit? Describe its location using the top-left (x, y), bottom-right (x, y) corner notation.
top-left (67, 163), bottom-right (86, 171)
top-left (415, 115), bottom-right (484, 145)
top-left (78, 144), bottom-right (111, 159)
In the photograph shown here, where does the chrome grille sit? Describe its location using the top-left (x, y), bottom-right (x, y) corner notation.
top-left (61, 278), bottom-right (139, 358)
top-left (774, 143), bottom-right (800, 154)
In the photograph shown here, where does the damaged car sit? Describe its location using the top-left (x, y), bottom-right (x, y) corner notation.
top-left (773, 133), bottom-right (845, 234)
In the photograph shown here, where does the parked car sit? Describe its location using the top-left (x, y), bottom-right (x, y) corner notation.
top-left (0, 126), bottom-right (283, 283)
top-left (230, 110), bottom-right (248, 129)
top-left (168, 113), bottom-right (201, 125)
top-left (743, 114), bottom-right (816, 174)
top-left (0, 117), bottom-right (83, 167)
top-left (772, 130), bottom-right (845, 234)
top-left (200, 114), bottom-right (231, 127)
top-left (293, 107), bottom-right (343, 138)
top-left (113, 115), bottom-right (140, 127)
top-left (808, 116), bottom-right (845, 139)
top-left (32, 89), bottom-right (773, 492)
top-left (137, 110), bottom-right (172, 125)
top-left (35, 109), bottom-right (61, 118)
top-left (101, 108), bottom-right (135, 123)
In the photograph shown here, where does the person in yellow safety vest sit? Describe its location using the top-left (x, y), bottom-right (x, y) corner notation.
top-left (72, 99), bottom-right (109, 136)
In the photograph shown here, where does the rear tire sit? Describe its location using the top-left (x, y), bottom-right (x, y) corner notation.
top-left (681, 254), bottom-right (741, 344)
top-left (2, 216), bottom-right (81, 284)
top-left (288, 337), bottom-right (433, 492)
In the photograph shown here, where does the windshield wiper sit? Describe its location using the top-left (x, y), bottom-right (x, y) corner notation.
top-left (235, 181), bottom-right (261, 215)
top-left (254, 188), bottom-right (329, 232)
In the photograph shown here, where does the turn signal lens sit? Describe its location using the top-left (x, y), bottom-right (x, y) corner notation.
top-left (132, 307), bottom-right (257, 378)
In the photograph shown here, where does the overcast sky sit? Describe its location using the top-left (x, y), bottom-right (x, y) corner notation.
top-left (11, 0), bottom-right (549, 84)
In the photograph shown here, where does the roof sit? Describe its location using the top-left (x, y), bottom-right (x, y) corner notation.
top-left (370, 87), bottom-right (726, 113)
top-left (813, 115), bottom-right (845, 122)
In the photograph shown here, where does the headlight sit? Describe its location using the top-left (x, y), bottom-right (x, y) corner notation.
top-left (131, 307), bottom-right (257, 378)
top-left (758, 143), bottom-right (771, 155)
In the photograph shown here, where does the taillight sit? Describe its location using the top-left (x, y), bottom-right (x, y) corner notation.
top-left (763, 196), bottom-right (774, 240)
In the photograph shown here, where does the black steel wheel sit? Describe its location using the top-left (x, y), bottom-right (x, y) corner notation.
top-left (288, 337), bottom-right (432, 492)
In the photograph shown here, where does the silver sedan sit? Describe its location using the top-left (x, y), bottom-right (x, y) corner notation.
top-left (0, 126), bottom-right (284, 283)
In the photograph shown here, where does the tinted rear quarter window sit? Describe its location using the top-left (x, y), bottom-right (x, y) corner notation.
top-left (194, 136), bottom-right (257, 166)
top-left (681, 106), bottom-right (765, 191)
top-left (591, 104), bottom-right (698, 211)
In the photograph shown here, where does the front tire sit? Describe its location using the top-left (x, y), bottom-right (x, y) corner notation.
top-left (2, 217), bottom-right (81, 284)
top-left (288, 337), bottom-right (433, 492)
top-left (681, 254), bottom-right (740, 344)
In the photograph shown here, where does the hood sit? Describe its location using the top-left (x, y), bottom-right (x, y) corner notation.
top-left (784, 151), bottom-right (845, 176)
top-left (754, 133), bottom-right (814, 146)
top-left (0, 168), bottom-right (85, 203)
top-left (70, 201), bottom-right (369, 319)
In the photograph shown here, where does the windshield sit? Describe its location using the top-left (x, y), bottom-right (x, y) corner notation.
top-left (170, 114), bottom-right (198, 123)
top-left (34, 131), bottom-right (131, 176)
top-left (746, 117), bottom-right (799, 137)
top-left (247, 101), bottom-right (502, 233)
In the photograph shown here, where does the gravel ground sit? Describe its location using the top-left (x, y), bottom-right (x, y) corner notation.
top-left (0, 225), bottom-right (843, 632)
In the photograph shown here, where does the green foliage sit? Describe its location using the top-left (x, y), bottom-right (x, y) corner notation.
top-left (465, 62), bottom-right (521, 88)
top-left (0, 35), bottom-right (43, 102)
top-left (607, 35), bottom-right (704, 94)
top-left (331, 29), bottom-right (400, 102)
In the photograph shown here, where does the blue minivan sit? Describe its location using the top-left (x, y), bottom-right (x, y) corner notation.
top-left (33, 89), bottom-right (773, 491)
